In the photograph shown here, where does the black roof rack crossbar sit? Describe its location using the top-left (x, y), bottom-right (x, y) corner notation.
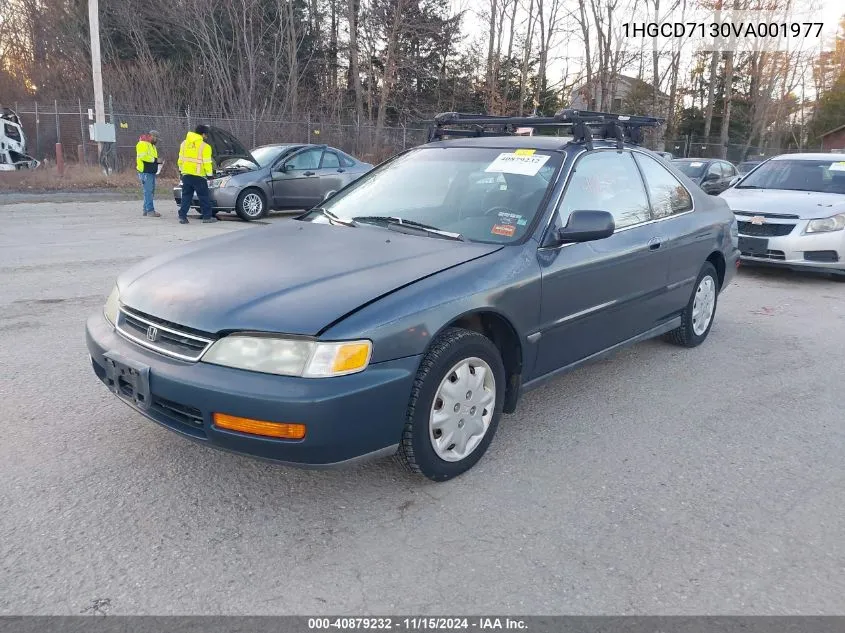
top-left (427, 109), bottom-right (664, 146)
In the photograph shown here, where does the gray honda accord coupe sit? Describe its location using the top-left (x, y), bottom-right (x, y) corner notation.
top-left (88, 110), bottom-right (739, 481)
top-left (173, 127), bottom-right (372, 221)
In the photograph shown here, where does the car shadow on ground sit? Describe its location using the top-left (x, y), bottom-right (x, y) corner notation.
top-left (735, 264), bottom-right (843, 286)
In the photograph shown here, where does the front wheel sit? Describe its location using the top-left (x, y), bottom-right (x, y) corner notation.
top-left (397, 327), bottom-right (506, 481)
top-left (665, 261), bottom-right (720, 348)
top-left (235, 188), bottom-right (268, 221)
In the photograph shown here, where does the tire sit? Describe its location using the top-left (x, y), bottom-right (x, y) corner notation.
top-left (664, 262), bottom-right (720, 348)
top-left (235, 188), bottom-right (268, 221)
top-left (397, 327), bottom-right (506, 481)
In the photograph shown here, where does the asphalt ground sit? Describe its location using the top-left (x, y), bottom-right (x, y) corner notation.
top-left (1, 201), bottom-right (843, 615)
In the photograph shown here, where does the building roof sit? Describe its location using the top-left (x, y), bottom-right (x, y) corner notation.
top-left (572, 74), bottom-right (669, 99)
top-left (819, 122), bottom-right (845, 138)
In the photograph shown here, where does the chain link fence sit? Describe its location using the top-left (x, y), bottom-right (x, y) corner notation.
top-left (663, 139), bottom-right (823, 163)
top-left (7, 100), bottom-right (430, 172)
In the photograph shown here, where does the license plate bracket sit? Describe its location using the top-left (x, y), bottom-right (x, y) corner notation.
top-left (739, 235), bottom-right (769, 257)
top-left (103, 352), bottom-right (151, 411)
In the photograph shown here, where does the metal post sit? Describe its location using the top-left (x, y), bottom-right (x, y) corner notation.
top-left (402, 125), bottom-right (406, 150)
top-left (252, 113), bottom-right (257, 148)
top-left (55, 99), bottom-right (64, 175)
top-left (35, 101), bottom-right (40, 159)
top-left (307, 113), bottom-right (311, 144)
top-left (79, 98), bottom-right (86, 164)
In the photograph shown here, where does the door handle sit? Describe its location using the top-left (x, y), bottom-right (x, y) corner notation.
top-left (304, 171), bottom-right (316, 176)
top-left (648, 237), bottom-right (662, 251)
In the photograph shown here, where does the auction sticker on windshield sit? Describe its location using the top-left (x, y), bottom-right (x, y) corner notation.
top-left (829, 162), bottom-right (845, 172)
top-left (486, 151), bottom-right (551, 176)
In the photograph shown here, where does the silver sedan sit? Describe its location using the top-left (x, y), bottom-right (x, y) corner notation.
top-left (719, 153), bottom-right (845, 279)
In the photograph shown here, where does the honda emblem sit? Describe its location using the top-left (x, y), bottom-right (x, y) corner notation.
top-left (146, 326), bottom-right (158, 342)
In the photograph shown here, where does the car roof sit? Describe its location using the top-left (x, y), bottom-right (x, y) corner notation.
top-left (770, 153), bottom-right (845, 161)
top-left (423, 136), bottom-right (654, 153)
top-left (673, 157), bottom-right (714, 162)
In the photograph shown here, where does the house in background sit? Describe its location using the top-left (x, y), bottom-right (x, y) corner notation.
top-left (570, 75), bottom-right (669, 116)
top-left (819, 123), bottom-right (845, 152)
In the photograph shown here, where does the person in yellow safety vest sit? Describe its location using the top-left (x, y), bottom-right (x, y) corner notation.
top-left (177, 124), bottom-right (216, 224)
top-left (136, 130), bottom-right (162, 217)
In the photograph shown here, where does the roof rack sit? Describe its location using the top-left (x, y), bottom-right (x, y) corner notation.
top-left (426, 109), bottom-right (664, 150)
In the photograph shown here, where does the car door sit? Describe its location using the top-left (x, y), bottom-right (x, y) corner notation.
top-left (271, 147), bottom-right (325, 208)
top-left (719, 161), bottom-right (737, 193)
top-left (700, 162), bottom-right (722, 195)
top-left (315, 149), bottom-right (350, 195)
top-left (631, 151), bottom-right (703, 318)
top-left (532, 150), bottom-right (667, 378)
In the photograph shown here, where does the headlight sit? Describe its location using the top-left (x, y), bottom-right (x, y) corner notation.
top-left (806, 214), bottom-right (845, 234)
top-left (103, 285), bottom-right (120, 325)
top-left (201, 335), bottom-right (372, 377)
top-left (209, 176), bottom-right (231, 189)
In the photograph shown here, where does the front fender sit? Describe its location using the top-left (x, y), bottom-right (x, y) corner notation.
top-left (322, 244), bottom-right (542, 366)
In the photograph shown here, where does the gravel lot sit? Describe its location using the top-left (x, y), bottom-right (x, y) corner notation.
top-left (1, 200), bottom-right (843, 615)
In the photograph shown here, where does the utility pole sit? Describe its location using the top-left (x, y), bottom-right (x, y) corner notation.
top-left (88, 0), bottom-right (114, 170)
top-left (89, 0), bottom-right (105, 130)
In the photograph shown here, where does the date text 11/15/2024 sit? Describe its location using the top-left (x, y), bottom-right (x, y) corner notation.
top-left (307, 618), bottom-right (528, 630)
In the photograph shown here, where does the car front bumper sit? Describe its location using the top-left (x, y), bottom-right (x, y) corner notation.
top-left (173, 185), bottom-right (239, 211)
top-left (86, 312), bottom-right (420, 467)
top-left (737, 223), bottom-right (845, 276)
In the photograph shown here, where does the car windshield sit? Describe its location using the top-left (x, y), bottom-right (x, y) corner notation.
top-left (736, 158), bottom-right (845, 193)
top-left (224, 145), bottom-right (289, 169)
top-left (673, 160), bottom-right (707, 178)
top-left (303, 146), bottom-right (563, 243)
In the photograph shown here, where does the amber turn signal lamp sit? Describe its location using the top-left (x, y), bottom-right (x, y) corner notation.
top-left (213, 413), bottom-right (306, 439)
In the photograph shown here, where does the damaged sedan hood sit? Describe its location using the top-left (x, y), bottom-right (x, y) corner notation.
top-left (117, 221), bottom-right (502, 336)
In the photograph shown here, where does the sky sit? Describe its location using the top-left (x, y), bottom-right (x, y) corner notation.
top-left (450, 0), bottom-right (845, 90)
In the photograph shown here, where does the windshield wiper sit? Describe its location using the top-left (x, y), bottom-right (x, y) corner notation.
top-left (315, 207), bottom-right (357, 227)
top-left (352, 216), bottom-right (464, 241)
top-left (735, 185), bottom-right (763, 189)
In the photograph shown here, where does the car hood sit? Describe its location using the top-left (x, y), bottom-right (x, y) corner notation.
top-left (720, 188), bottom-right (845, 219)
top-left (205, 126), bottom-right (259, 167)
top-left (117, 221), bottom-right (502, 336)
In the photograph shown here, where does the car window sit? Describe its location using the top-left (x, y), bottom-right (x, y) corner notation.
top-left (321, 152), bottom-right (340, 169)
top-left (672, 160), bottom-right (706, 179)
top-left (338, 152), bottom-right (356, 167)
top-left (559, 151), bottom-right (651, 229)
top-left (736, 158), bottom-right (845, 193)
top-left (634, 153), bottom-right (693, 219)
top-left (308, 146), bottom-right (563, 244)
top-left (707, 162), bottom-right (721, 178)
top-left (285, 148), bottom-right (322, 171)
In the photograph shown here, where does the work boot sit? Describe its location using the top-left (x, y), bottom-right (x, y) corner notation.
top-left (143, 212), bottom-right (161, 218)
top-left (202, 217), bottom-right (218, 223)
top-left (179, 218), bottom-right (189, 224)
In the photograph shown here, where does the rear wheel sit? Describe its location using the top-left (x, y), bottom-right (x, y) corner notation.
top-left (397, 328), bottom-right (505, 481)
top-left (665, 262), bottom-right (719, 348)
top-left (235, 188), bottom-right (267, 221)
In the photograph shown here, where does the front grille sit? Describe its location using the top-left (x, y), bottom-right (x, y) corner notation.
top-left (152, 396), bottom-right (205, 432)
top-left (743, 249), bottom-right (785, 260)
top-left (737, 221), bottom-right (795, 237)
top-left (735, 211), bottom-right (800, 220)
top-left (804, 250), bottom-right (839, 263)
top-left (116, 307), bottom-right (214, 361)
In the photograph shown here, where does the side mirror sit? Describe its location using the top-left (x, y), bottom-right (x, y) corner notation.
top-left (729, 175), bottom-right (741, 187)
top-left (557, 210), bottom-right (615, 244)
top-left (323, 190), bottom-right (337, 202)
